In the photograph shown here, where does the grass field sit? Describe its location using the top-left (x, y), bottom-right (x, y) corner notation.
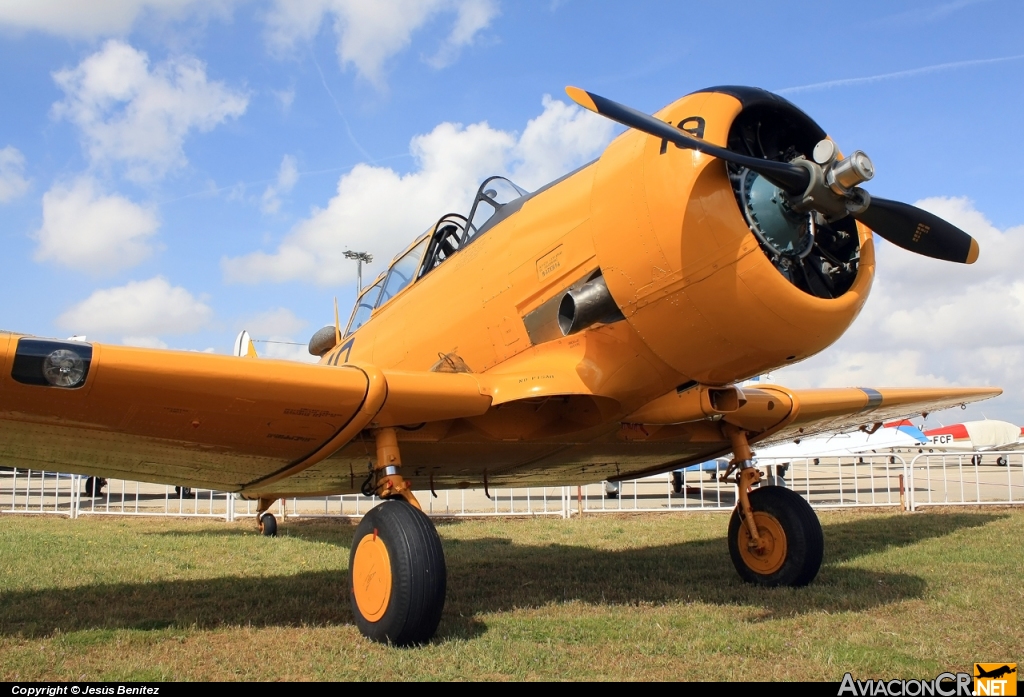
top-left (0, 507), bottom-right (1021, 681)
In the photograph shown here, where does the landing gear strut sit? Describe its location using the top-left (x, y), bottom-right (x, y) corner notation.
top-left (721, 425), bottom-right (823, 586)
top-left (349, 427), bottom-right (447, 645)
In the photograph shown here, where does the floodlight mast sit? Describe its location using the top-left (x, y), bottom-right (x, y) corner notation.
top-left (344, 250), bottom-right (373, 294)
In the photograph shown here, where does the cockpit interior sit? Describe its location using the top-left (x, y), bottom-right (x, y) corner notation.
top-left (344, 175), bottom-right (529, 336)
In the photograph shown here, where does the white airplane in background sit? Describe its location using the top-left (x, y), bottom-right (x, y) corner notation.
top-left (660, 421), bottom-right (929, 494)
top-left (918, 420), bottom-right (1023, 465)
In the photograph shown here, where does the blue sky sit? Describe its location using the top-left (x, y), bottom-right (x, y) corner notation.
top-left (1, 0), bottom-right (1023, 424)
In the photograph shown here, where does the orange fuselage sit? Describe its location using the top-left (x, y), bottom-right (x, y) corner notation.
top-left (332, 90), bottom-right (874, 416)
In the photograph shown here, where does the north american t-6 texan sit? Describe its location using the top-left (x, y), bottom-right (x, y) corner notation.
top-left (0, 85), bottom-right (1000, 645)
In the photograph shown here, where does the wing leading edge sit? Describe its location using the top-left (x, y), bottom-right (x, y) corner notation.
top-left (0, 335), bottom-right (492, 491)
top-left (755, 385), bottom-right (1002, 447)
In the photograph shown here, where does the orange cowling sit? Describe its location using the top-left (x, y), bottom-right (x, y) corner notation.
top-left (590, 90), bottom-right (875, 386)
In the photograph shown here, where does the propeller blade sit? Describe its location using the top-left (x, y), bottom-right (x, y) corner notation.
top-left (566, 86), bottom-right (810, 194)
top-left (852, 197), bottom-right (979, 264)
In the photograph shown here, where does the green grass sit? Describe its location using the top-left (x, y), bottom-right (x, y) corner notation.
top-left (0, 508), bottom-right (1021, 680)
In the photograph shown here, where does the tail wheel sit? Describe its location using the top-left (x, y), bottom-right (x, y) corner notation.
top-left (728, 486), bottom-right (823, 587)
top-left (350, 499), bottom-right (446, 646)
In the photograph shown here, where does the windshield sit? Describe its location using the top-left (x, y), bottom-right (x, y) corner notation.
top-left (345, 276), bottom-right (384, 336)
top-left (465, 176), bottom-right (528, 244)
top-left (377, 238), bottom-right (427, 307)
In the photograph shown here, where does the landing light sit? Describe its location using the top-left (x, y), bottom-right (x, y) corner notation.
top-left (42, 349), bottom-right (86, 387)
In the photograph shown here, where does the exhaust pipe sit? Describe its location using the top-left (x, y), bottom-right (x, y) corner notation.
top-left (557, 275), bottom-right (625, 336)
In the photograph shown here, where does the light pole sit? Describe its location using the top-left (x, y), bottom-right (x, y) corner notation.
top-left (344, 250), bottom-right (373, 294)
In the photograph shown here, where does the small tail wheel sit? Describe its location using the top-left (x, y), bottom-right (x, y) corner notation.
top-left (84, 476), bottom-right (106, 497)
top-left (728, 486), bottom-right (823, 587)
top-left (996, 456), bottom-right (1008, 467)
top-left (258, 512), bottom-right (277, 537)
top-left (671, 471), bottom-right (683, 495)
top-left (350, 499), bottom-right (446, 646)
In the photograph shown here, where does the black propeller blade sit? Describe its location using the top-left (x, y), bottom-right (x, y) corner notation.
top-left (566, 86), bottom-right (810, 194)
top-left (566, 86), bottom-right (979, 265)
top-left (853, 196), bottom-right (979, 264)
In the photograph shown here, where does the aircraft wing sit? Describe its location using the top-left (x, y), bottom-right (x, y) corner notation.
top-left (0, 335), bottom-right (491, 492)
top-left (756, 386), bottom-right (1001, 448)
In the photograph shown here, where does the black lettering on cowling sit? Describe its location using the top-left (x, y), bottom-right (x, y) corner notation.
top-left (660, 116), bottom-right (707, 154)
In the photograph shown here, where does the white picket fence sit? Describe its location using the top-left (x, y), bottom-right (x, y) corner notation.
top-left (2, 451), bottom-right (1021, 521)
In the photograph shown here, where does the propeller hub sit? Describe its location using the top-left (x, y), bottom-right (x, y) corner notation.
top-left (827, 150), bottom-right (874, 195)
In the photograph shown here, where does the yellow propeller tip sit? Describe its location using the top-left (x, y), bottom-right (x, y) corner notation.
top-left (565, 86), bottom-right (597, 112)
top-left (966, 238), bottom-right (980, 264)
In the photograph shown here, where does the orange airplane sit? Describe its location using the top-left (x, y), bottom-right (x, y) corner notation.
top-left (0, 85), bottom-right (1000, 646)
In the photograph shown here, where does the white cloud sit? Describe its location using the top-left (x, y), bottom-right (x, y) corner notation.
top-left (0, 0), bottom-right (236, 38)
top-left (775, 197), bottom-right (1024, 423)
top-left (0, 146), bottom-right (30, 202)
top-left (222, 95), bottom-right (613, 286)
top-left (513, 94), bottom-right (616, 189)
top-left (52, 40), bottom-right (248, 181)
top-left (426, 0), bottom-right (499, 68)
top-left (273, 86), bottom-right (296, 111)
top-left (260, 154), bottom-right (299, 214)
top-left (265, 0), bottom-right (499, 85)
top-left (33, 177), bottom-right (159, 275)
top-left (56, 277), bottom-right (213, 343)
top-left (237, 307), bottom-right (318, 362)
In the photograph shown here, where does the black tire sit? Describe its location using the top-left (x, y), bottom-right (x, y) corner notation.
top-left (997, 456), bottom-right (1008, 466)
top-left (350, 499), bottom-right (446, 646)
top-left (258, 512), bottom-right (277, 537)
top-left (671, 471), bottom-right (683, 495)
top-left (84, 476), bottom-right (106, 497)
top-left (174, 486), bottom-right (193, 498)
top-left (728, 486), bottom-right (823, 587)
top-left (971, 455), bottom-right (982, 466)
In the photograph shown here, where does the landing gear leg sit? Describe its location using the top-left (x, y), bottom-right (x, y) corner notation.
top-left (722, 424), bottom-right (823, 586)
top-left (349, 428), bottom-right (446, 645)
top-left (256, 497), bottom-right (277, 537)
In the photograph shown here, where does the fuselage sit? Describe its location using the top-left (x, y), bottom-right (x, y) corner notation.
top-left (328, 88), bottom-right (874, 415)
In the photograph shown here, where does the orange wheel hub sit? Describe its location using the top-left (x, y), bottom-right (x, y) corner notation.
top-left (738, 511), bottom-right (787, 575)
top-left (352, 534), bottom-right (392, 622)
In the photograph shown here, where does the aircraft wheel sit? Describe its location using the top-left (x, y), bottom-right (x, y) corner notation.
top-left (350, 499), bottom-right (446, 646)
top-left (83, 476), bottom-right (106, 497)
top-left (671, 471), bottom-right (683, 495)
top-left (997, 456), bottom-right (1008, 466)
top-left (174, 486), bottom-right (193, 498)
top-left (971, 455), bottom-right (982, 466)
top-left (728, 486), bottom-right (822, 587)
top-left (258, 512), bottom-right (277, 537)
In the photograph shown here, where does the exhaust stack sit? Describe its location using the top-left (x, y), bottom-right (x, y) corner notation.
top-left (557, 275), bottom-right (625, 336)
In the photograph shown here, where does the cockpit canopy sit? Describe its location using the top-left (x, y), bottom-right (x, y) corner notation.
top-left (345, 175), bottom-right (528, 336)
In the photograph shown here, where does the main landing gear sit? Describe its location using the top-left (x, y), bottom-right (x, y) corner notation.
top-left (721, 425), bottom-right (823, 586)
top-left (349, 427), bottom-right (446, 646)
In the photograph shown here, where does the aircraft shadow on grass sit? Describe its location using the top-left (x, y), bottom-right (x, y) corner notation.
top-left (0, 512), bottom-right (1001, 641)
